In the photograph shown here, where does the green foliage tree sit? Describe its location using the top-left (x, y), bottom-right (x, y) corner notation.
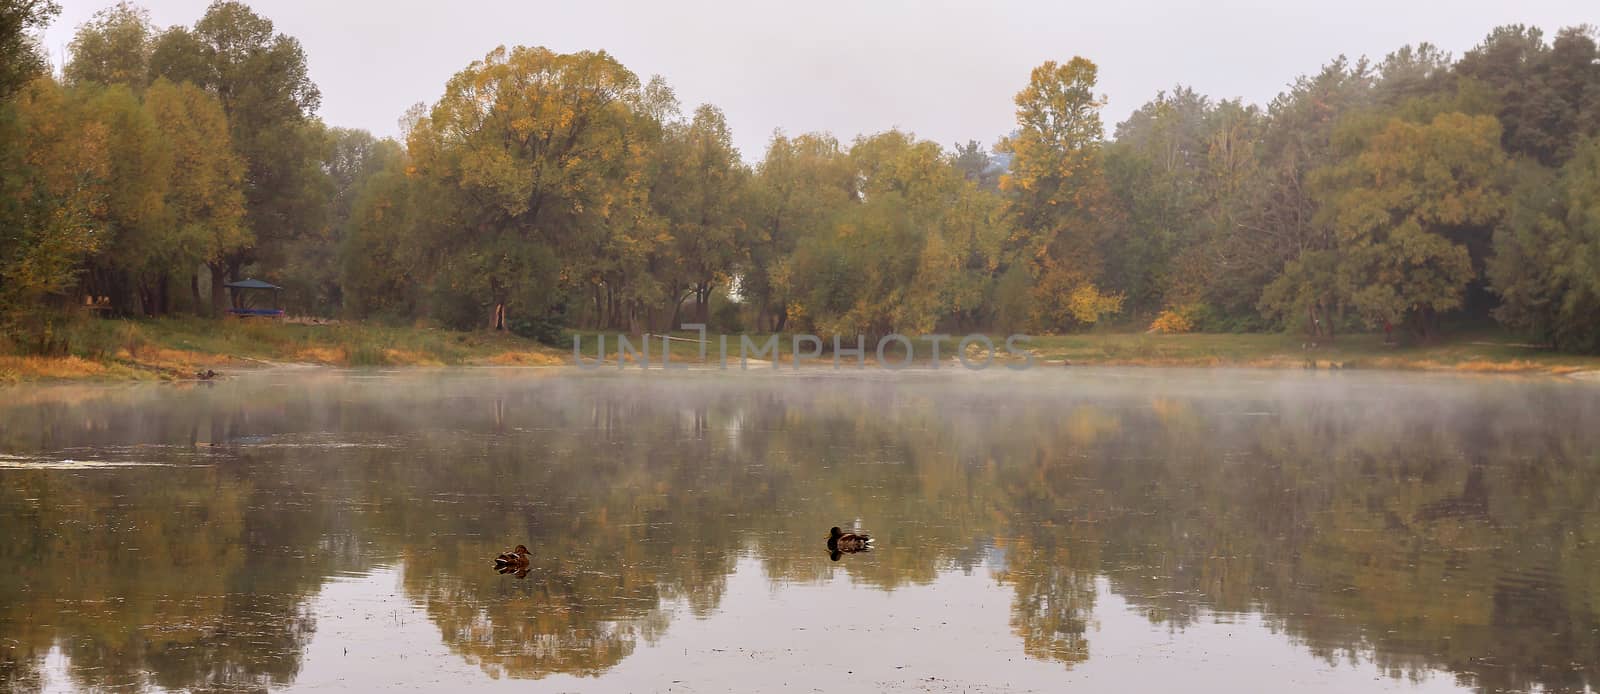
top-left (654, 104), bottom-right (748, 328)
top-left (1455, 25), bottom-right (1600, 167)
top-left (0, 0), bottom-right (57, 99)
top-left (63, 1), bottom-right (153, 91)
top-left (1490, 138), bottom-right (1600, 351)
top-left (149, 0), bottom-right (326, 303)
top-left (744, 131), bottom-right (853, 332)
top-left (1306, 113), bottom-right (1507, 338)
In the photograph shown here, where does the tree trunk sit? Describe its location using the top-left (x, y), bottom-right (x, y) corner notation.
top-left (695, 284), bottom-right (711, 325)
top-left (191, 273), bottom-right (203, 315)
top-left (156, 273), bottom-right (171, 316)
top-left (209, 263), bottom-right (229, 316)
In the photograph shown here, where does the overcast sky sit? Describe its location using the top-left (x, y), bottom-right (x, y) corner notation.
top-left (40, 0), bottom-right (1599, 160)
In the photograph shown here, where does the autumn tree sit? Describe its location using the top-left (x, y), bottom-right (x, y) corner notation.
top-left (75, 83), bottom-right (170, 316)
top-left (409, 46), bottom-right (643, 331)
top-left (0, 78), bottom-right (110, 347)
top-left (995, 58), bottom-right (1122, 332)
top-left (143, 78), bottom-right (247, 313)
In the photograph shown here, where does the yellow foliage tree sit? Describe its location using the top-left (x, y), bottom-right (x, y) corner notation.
top-left (996, 57), bottom-right (1121, 332)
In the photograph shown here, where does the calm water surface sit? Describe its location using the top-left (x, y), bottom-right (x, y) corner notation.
top-left (1, 368), bottom-right (1597, 693)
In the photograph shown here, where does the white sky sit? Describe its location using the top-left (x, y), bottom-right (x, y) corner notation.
top-left (40, 0), bottom-right (1600, 161)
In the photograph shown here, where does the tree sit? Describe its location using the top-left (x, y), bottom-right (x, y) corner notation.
top-left (143, 78), bottom-right (247, 314)
top-left (149, 1), bottom-right (326, 298)
top-left (409, 46), bottom-right (643, 331)
top-left (1310, 113), bottom-right (1507, 338)
top-left (1490, 138), bottom-right (1600, 351)
top-left (284, 127), bottom-right (396, 315)
top-left (76, 83), bottom-right (169, 316)
top-left (64, 2), bottom-right (154, 92)
top-left (995, 58), bottom-right (1122, 332)
top-left (784, 130), bottom-right (1004, 339)
top-left (744, 131), bottom-right (852, 332)
top-left (1226, 59), bottom-right (1375, 335)
top-left (340, 146), bottom-right (427, 320)
top-left (952, 140), bottom-right (1002, 191)
top-left (655, 104), bottom-right (748, 328)
top-left (1102, 87), bottom-right (1215, 318)
top-left (1456, 25), bottom-right (1600, 166)
top-left (0, 0), bottom-right (57, 100)
top-left (0, 78), bottom-right (110, 348)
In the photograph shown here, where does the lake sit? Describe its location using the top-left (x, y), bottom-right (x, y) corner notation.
top-left (1, 368), bottom-right (1597, 693)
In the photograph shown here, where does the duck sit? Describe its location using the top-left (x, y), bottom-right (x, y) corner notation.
top-left (493, 544), bottom-right (530, 570)
top-left (195, 369), bottom-right (218, 380)
top-left (827, 527), bottom-right (872, 554)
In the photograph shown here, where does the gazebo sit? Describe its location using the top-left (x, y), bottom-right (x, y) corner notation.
top-left (224, 278), bottom-right (285, 317)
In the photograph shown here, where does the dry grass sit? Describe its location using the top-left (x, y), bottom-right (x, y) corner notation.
top-left (116, 347), bottom-right (234, 368)
top-left (383, 348), bottom-right (445, 367)
top-left (481, 350), bottom-right (567, 366)
top-left (0, 355), bottom-right (110, 381)
top-left (293, 347), bottom-right (346, 364)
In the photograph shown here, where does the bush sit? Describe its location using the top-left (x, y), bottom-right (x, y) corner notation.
top-left (1149, 306), bottom-right (1195, 334)
top-left (509, 313), bottom-right (566, 346)
top-left (710, 294), bottom-right (745, 334)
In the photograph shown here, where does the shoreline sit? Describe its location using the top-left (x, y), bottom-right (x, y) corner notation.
top-left (6, 353), bottom-right (1598, 385)
top-left (4, 319), bottom-right (1598, 384)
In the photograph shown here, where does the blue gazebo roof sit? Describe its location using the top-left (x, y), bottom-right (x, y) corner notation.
top-left (224, 278), bottom-right (281, 290)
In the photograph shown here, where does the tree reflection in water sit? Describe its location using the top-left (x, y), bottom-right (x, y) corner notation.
top-left (0, 370), bottom-right (1596, 691)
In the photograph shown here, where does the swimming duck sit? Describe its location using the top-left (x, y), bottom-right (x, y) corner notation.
top-left (827, 527), bottom-right (871, 554)
top-left (493, 544), bottom-right (530, 570)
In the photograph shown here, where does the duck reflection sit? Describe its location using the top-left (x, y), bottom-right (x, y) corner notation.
top-left (495, 565), bottom-right (531, 579)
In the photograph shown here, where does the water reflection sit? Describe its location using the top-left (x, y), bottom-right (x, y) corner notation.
top-left (0, 369), bottom-right (1596, 692)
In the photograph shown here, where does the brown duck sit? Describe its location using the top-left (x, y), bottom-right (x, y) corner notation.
top-left (827, 527), bottom-right (872, 559)
top-left (493, 544), bottom-right (530, 571)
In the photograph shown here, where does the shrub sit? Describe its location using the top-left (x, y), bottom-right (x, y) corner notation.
top-left (1149, 304), bottom-right (1197, 334)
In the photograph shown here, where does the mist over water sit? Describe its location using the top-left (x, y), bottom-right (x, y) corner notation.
top-left (1, 368), bottom-right (1596, 692)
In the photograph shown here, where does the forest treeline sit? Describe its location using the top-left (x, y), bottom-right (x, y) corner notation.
top-left (2, 1), bottom-right (1599, 351)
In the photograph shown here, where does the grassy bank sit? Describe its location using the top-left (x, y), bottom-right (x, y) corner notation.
top-left (1026, 332), bottom-right (1600, 374)
top-left (4, 320), bottom-right (1598, 382)
top-left (0, 317), bottom-right (567, 382)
